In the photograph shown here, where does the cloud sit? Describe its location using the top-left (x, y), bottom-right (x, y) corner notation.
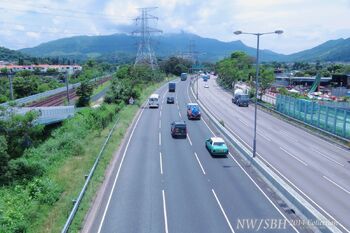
top-left (0, 0), bottom-right (349, 55)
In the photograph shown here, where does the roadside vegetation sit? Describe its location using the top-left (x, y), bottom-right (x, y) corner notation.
top-left (215, 51), bottom-right (275, 99)
top-left (0, 60), bottom-right (116, 104)
top-left (0, 62), bottom-right (176, 232)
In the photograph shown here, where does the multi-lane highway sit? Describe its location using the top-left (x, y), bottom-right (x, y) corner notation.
top-left (196, 76), bottom-right (350, 232)
top-left (83, 79), bottom-right (309, 233)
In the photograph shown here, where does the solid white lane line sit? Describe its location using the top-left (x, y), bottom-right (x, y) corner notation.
top-left (257, 151), bottom-right (350, 233)
top-left (160, 152), bottom-right (163, 175)
top-left (313, 148), bottom-right (345, 167)
top-left (323, 176), bottom-right (350, 195)
top-left (187, 134), bottom-right (193, 146)
top-left (162, 190), bottom-right (169, 233)
top-left (228, 153), bottom-right (300, 232)
top-left (280, 147), bottom-right (308, 166)
top-left (159, 133), bottom-right (162, 146)
top-left (202, 119), bottom-right (216, 136)
top-left (194, 152), bottom-right (206, 175)
top-left (97, 106), bottom-right (145, 233)
top-left (320, 139), bottom-right (349, 155)
top-left (195, 81), bottom-right (348, 233)
top-left (211, 189), bottom-right (235, 233)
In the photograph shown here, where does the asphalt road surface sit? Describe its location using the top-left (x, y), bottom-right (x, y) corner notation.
top-left (85, 80), bottom-right (305, 233)
top-left (196, 76), bottom-right (350, 232)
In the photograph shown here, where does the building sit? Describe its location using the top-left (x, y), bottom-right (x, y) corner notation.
top-left (0, 64), bottom-right (82, 75)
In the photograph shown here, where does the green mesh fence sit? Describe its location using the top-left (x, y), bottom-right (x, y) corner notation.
top-left (276, 95), bottom-right (350, 139)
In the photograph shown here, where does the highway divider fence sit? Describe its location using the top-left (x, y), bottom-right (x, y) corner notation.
top-left (276, 95), bottom-right (350, 139)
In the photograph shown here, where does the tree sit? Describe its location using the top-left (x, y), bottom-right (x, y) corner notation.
top-left (0, 135), bottom-right (9, 183)
top-left (159, 56), bottom-right (192, 76)
top-left (12, 76), bottom-right (39, 98)
top-left (215, 52), bottom-right (254, 89)
top-left (76, 81), bottom-right (93, 107)
top-left (259, 67), bottom-right (275, 99)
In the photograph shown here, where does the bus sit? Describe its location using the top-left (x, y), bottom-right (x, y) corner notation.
top-left (148, 93), bottom-right (159, 108)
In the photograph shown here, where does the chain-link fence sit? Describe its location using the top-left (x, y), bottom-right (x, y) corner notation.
top-left (276, 95), bottom-right (350, 139)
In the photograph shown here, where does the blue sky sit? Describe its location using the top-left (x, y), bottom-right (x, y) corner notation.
top-left (0, 0), bottom-right (349, 54)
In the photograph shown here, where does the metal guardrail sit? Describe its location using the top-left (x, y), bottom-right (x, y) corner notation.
top-left (0, 75), bottom-right (111, 107)
top-left (189, 78), bottom-right (342, 233)
top-left (61, 117), bottom-right (119, 233)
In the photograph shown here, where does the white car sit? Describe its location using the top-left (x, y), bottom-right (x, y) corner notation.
top-left (204, 83), bottom-right (209, 88)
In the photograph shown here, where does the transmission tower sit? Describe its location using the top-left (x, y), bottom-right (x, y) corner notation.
top-left (133, 7), bottom-right (162, 70)
top-left (188, 40), bottom-right (198, 64)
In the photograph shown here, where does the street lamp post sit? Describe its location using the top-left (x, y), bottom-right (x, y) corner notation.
top-left (234, 30), bottom-right (283, 158)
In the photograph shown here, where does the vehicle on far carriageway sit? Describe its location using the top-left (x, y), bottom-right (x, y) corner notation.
top-left (171, 121), bottom-right (187, 138)
top-left (236, 94), bottom-right (249, 107)
top-left (205, 137), bottom-right (229, 157)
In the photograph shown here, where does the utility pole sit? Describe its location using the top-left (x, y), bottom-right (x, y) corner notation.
top-left (133, 7), bottom-right (162, 70)
top-left (65, 72), bottom-right (70, 104)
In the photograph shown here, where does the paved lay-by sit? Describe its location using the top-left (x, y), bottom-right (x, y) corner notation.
top-left (83, 79), bottom-right (312, 233)
top-left (197, 76), bottom-right (350, 232)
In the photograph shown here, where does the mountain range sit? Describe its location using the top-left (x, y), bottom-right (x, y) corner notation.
top-left (12, 33), bottom-right (350, 63)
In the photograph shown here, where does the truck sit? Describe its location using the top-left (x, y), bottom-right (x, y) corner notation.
top-left (187, 103), bottom-right (201, 120)
top-left (169, 82), bottom-right (176, 92)
top-left (181, 73), bottom-right (187, 81)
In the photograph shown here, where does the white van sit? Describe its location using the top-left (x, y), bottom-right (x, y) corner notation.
top-left (148, 93), bottom-right (160, 108)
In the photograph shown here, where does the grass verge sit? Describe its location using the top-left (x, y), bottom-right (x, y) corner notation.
top-left (35, 78), bottom-right (171, 233)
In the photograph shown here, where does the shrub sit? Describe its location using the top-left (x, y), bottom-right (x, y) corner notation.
top-left (5, 157), bottom-right (45, 183)
top-left (27, 178), bottom-right (62, 205)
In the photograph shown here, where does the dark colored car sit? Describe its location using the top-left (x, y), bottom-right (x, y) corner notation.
top-left (236, 94), bottom-right (249, 107)
top-left (167, 96), bottom-right (175, 104)
top-left (171, 121), bottom-right (187, 138)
